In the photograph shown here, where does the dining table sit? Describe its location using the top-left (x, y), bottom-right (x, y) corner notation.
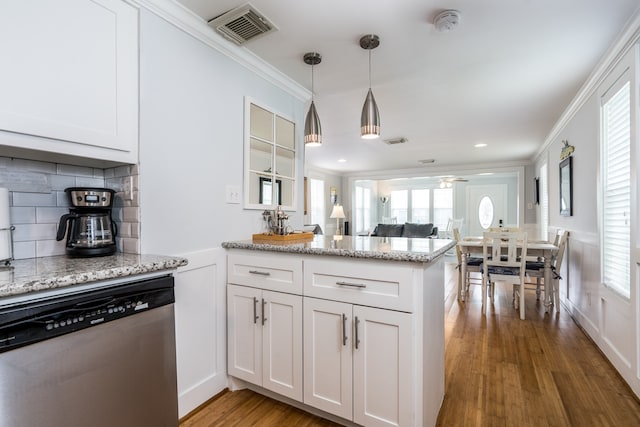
top-left (456, 237), bottom-right (559, 311)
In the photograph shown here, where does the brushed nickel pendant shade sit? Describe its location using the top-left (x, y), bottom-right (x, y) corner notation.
top-left (360, 34), bottom-right (380, 139)
top-left (303, 52), bottom-right (322, 146)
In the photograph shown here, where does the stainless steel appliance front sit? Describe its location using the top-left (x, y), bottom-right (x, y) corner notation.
top-left (0, 277), bottom-right (178, 427)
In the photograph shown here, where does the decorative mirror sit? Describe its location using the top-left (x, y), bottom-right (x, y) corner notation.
top-left (559, 156), bottom-right (572, 216)
top-left (244, 97), bottom-right (296, 210)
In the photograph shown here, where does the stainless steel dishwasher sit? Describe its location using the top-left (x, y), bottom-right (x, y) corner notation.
top-left (0, 274), bottom-right (178, 427)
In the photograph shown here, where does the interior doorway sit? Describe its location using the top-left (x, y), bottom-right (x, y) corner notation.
top-left (465, 184), bottom-right (508, 236)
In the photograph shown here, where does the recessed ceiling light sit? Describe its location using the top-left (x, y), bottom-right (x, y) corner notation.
top-left (478, 172), bottom-right (494, 176)
top-left (474, 143), bottom-right (487, 148)
top-left (338, 158), bottom-right (347, 163)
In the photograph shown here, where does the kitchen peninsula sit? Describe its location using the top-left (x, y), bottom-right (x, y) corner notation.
top-left (222, 235), bottom-right (455, 427)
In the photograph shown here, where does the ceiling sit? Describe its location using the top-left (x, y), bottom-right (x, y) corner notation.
top-left (176, 0), bottom-right (639, 174)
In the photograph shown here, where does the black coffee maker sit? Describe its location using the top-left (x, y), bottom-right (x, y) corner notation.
top-left (56, 187), bottom-right (118, 257)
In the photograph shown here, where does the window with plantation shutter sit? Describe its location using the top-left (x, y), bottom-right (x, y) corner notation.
top-left (601, 78), bottom-right (631, 298)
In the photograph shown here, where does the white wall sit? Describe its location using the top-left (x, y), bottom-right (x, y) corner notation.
top-left (136, 9), bottom-right (306, 417)
top-left (534, 18), bottom-right (640, 397)
top-left (138, 10), bottom-right (305, 256)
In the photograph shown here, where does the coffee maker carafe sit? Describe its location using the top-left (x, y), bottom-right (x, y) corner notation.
top-left (56, 187), bottom-right (118, 257)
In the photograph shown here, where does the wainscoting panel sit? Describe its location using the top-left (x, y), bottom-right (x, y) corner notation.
top-left (174, 248), bottom-right (228, 418)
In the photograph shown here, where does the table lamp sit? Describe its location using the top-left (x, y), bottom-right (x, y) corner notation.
top-left (330, 204), bottom-right (346, 235)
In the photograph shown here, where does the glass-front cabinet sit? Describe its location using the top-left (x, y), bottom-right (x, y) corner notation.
top-left (245, 98), bottom-right (296, 210)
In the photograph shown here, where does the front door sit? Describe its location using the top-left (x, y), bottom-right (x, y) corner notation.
top-left (466, 185), bottom-right (508, 236)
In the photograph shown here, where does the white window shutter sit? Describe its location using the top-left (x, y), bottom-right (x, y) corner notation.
top-left (602, 80), bottom-right (631, 298)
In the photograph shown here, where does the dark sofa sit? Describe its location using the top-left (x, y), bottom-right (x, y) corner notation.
top-left (370, 222), bottom-right (438, 238)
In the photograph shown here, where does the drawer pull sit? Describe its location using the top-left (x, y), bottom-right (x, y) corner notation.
top-left (249, 270), bottom-right (271, 276)
top-left (336, 281), bottom-right (367, 289)
top-left (253, 297), bottom-right (259, 324)
top-left (342, 313), bottom-right (347, 346)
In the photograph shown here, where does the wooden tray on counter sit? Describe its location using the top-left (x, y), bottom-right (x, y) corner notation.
top-left (252, 232), bottom-right (315, 243)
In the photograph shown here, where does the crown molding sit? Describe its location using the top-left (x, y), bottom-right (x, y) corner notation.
top-left (129, 0), bottom-right (310, 102)
top-left (340, 160), bottom-right (528, 180)
top-left (534, 8), bottom-right (640, 161)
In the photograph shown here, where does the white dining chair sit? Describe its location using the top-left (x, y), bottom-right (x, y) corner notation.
top-left (453, 228), bottom-right (483, 299)
top-left (482, 231), bottom-right (528, 319)
top-left (526, 229), bottom-right (569, 312)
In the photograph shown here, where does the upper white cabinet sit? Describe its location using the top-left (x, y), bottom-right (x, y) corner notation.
top-left (244, 97), bottom-right (296, 210)
top-left (0, 0), bottom-right (139, 166)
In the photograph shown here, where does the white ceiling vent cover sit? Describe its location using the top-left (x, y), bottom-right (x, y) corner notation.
top-left (208, 4), bottom-right (277, 45)
top-left (384, 137), bottom-right (408, 145)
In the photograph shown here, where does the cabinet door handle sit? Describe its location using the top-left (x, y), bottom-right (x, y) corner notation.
top-left (336, 281), bottom-right (367, 289)
top-left (262, 299), bottom-right (267, 325)
top-left (355, 316), bottom-right (361, 350)
top-left (253, 297), bottom-right (259, 324)
top-left (249, 270), bottom-right (271, 276)
top-left (342, 313), bottom-right (347, 346)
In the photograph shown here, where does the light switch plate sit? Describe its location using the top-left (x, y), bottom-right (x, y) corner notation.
top-left (123, 177), bottom-right (133, 201)
top-left (226, 185), bottom-right (241, 204)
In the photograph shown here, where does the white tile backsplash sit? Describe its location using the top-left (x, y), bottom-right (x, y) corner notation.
top-left (11, 158), bottom-right (57, 174)
top-left (56, 164), bottom-right (94, 177)
top-left (49, 175), bottom-right (77, 191)
top-left (13, 223), bottom-right (56, 241)
top-left (13, 241), bottom-right (36, 259)
top-left (2, 156), bottom-right (141, 259)
top-left (36, 239), bottom-right (66, 257)
top-left (123, 206), bottom-right (139, 222)
top-left (12, 192), bottom-right (57, 207)
top-left (10, 207), bottom-right (36, 224)
top-left (75, 177), bottom-right (105, 188)
top-left (36, 207), bottom-right (69, 224)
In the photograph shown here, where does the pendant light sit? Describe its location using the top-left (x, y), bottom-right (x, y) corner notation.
top-left (360, 34), bottom-right (380, 139)
top-left (303, 52), bottom-right (322, 146)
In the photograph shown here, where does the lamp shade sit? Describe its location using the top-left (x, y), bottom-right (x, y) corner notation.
top-left (304, 100), bottom-right (322, 146)
top-left (361, 88), bottom-right (380, 139)
top-left (330, 204), bottom-right (345, 219)
top-left (303, 52), bottom-right (323, 147)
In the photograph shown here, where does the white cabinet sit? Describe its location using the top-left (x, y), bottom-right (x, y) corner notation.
top-left (303, 297), bottom-right (353, 419)
top-left (0, 0), bottom-right (139, 165)
top-left (304, 298), bottom-right (413, 426)
top-left (352, 305), bottom-right (413, 427)
top-left (226, 250), bottom-right (445, 426)
top-left (227, 284), bottom-right (303, 401)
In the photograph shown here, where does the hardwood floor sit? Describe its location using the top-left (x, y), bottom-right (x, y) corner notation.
top-left (181, 259), bottom-right (640, 426)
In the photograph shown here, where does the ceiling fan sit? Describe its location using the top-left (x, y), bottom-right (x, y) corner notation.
top-left (439, 177), bottom-right (468, 188)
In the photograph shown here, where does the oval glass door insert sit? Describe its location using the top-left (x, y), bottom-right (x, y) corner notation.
top-left (478, 196), bottom-right (494, 229)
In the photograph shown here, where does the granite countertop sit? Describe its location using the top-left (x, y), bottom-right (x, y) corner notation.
top-left (0, 253), bottom-right (188, 299)
top-left (222, 235), bottom-right (456, 263)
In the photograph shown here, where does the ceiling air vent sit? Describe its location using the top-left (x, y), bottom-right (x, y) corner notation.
top-left (384, 137), bottom-right (408, 145)
top-left (208, 4), bottom-right (277, 45)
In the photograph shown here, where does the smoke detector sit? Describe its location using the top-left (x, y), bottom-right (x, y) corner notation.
top-left (208, 4), bottom-right (277, 45)
top-left (433, 10), bottom-right (461, 33)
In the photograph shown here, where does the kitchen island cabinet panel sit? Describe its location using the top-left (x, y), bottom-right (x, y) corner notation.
top-left (304, 257), bottom-right (415, 312)
top-left (227, 284), bottom-right (303, 402)
top-left (228, 252), bottom-right (303, 294)
top-left (303, 297), bottom-right (353, 420)
top-left (227, 284), bottom-right (262, 385)
top-left (223, 236), bottom-right (453, 426)
top-left (353, 305), bottom-right (413, 427)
